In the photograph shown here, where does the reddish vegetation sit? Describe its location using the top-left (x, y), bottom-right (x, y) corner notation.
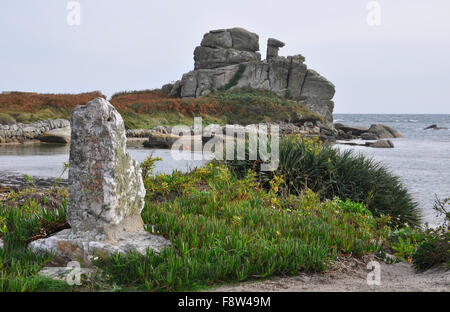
top-left (0, 91), bottom-right (105, 113)
top-left (0, 89), bottom-right (315, 128)
top-left (110, 90), bottom-right (220, 116)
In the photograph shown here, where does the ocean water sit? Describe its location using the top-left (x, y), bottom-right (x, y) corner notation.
top-left (334, 114), bottom-right (450, 226)
top-left (0, 145), bottom-right (207, 179)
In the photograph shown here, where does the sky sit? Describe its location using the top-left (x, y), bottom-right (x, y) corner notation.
top-left (1, 0), bottom-right (449, 114)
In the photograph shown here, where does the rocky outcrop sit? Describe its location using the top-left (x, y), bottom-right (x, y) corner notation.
top-left (170, 28), bottom-right (336, 124)
top-left (194, 28), bottom-right (261, 70)
top-left (364, 124), bottom-right (402, 139)
top-left (366, 140), bottom-right (395, 148)
top-left (38, 127), bottom-right (71, 144)
top-left (267, 38), bottom-right (285, 60)
top-left (334, 123), bottom-right (369, 136)
top-left (336, 123), bottom-right (402, 141)
top-left (143, 131), bottom-right (180, 148)
top-left (0, 119), bottom-right (70, 143)
top-left (140, 120), bottom-right (335, 149)
top-left (29, 98), bottom-right (171, 264)
top-left (424, 124), bottom-right (448, 130)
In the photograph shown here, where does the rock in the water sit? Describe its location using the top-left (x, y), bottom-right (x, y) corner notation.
top-left (367, 124), bottom-right (402, 139)
top-left (29, 98), bottom-right (171, 264)
top-left (143, 131), bottom-right (180, 148)
top-left (424, 124), bottom-right (448, 130)
top-left (334, 123), bottom-right (369, 136)
top-left (39, 127), bottom-right (71, 144)
top-left (361, 132), bottom-right (379, 140)
top-left (366, 140), bottom-right (395, 148)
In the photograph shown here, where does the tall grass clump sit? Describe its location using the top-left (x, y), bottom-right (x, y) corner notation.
top-left (226, 136), bottom-right (421, 228)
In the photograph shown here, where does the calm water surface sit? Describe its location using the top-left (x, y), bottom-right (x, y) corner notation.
top-left (0, 144), bottom-right (207, 178)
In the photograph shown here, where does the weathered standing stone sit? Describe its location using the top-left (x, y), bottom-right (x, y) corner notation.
top-left (29, 98), bottom-right (171, 264)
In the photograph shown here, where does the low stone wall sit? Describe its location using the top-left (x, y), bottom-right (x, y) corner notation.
top-left (0, 119), bottom-right (70, 143)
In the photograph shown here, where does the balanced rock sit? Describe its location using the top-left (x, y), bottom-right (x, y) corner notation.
top-left (267, 38), bottom-right (285, 60)
top-left (29, 98), bottom-right (171, 264)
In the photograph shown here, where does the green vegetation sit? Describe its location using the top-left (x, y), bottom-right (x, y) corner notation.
top-left (96, 162), bottom-right (389, 291)
top-left (227, 136), bottom-right (422, 228)
top-left (0, 152), bottom-right (446, 291)
top-left (1, 160), bottom-right (394, 292)
top-left (0, 113), bottom-right (15, 124)
top-left (0, 202), bottom-right (69, 291)
top-left (412, 197), bottom-right (449, 271)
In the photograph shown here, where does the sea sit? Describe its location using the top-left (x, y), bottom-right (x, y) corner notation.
top-left (0, 114), bottom-right (449, 226)
top-left (334, 114), bottom-right (450, 226)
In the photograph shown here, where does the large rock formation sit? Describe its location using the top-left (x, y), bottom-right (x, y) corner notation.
top-left (169, 28), bottom-right (336, 124)
top-left (195, 28), bottom-right (261, 70)
top-left (29, 98), bottom-right (170, 264)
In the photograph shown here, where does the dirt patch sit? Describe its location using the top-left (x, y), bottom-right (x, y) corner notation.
top-left (213, 257), bottom-right (450, 292)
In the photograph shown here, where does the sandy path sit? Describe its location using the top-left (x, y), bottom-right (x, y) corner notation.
top-left (213, 259), bottom-right (450, 292)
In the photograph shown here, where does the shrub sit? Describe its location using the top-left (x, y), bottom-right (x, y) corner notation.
top-left (226, 136), bottom-right (421, 228)
top-left (0, 113), bottom-right (14, 124)
top-left (412, 196), bottom-right (450, 271)
top-left (412, 236), bottom-right (449, 271)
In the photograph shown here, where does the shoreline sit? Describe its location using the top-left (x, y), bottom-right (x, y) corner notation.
top-left (212, 257), bottom-right (450, 292)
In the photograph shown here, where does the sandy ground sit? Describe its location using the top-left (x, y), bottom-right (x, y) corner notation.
top-left (213, 257), bottom-right (450, 292)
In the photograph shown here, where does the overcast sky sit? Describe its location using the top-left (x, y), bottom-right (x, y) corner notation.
top-left (1, 0), bottom-right (449, 113)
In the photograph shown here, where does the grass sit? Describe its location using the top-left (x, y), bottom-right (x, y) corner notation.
top-left (96, 164), bottom-right (389, 291)
top-left (0, 202), bottom-right (69, 291)
top-left (226, 136), bottom-right (422, 228)
top-left (0, 88), bottom-right (321, 129)
top-left (0, 162), bottom-right (392, 292)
